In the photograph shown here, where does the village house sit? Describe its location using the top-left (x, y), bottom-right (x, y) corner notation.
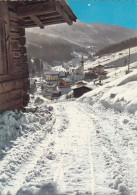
top-left (85, 71), bottom-right (98, 80)
top-left (76, 80), bottom-right (87, 87)
top-left (59, 72), bottom-right (68, 78)
top-left (88, 68), bottom-right (96, 73)
top-left (52, 90), bottom-right (61, 98)
top-left (44, 84), bottom-right (57, 92)
top-left (58, 78), bottom-right (71, 88)
top-left (43, 83), bottom-right (61, 100)
top-left (43, 92), bottom-right (53, 100)
top-left (0, 1), bottom-right (76, 114)
top-left (94, 65), bottom-right (105, 74)
top-left (45, 72), bottom-right (59, 81)
top-left (98, 71), bottom-right (108, 80)
top-left (43, 89), bottom-right (61, 100)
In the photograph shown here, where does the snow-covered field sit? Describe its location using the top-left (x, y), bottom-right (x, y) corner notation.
top-left (0, 50), bottom-right (137, 194)
top-left (84, 46), bottom-right (137, 71)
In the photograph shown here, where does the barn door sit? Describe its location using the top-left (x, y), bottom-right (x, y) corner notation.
top-left (0, 3), bottom-right (8, 75)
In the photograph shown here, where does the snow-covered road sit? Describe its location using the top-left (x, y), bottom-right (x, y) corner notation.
top-left (0, 101), bottom-right (137, 195)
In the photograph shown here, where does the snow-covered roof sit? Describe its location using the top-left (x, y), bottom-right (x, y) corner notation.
top-left (72, 85), bottom-right (92, 90)
top-left (70, 66), bottom-right (81, 71)
top-left (85, 72), bottom-right (97, 75)
top-left (60, 78), bottom-right (71, 82)
top-left (76, 80), bottom-right (88, 85)
top-left (46, 71), bottom-right (59, 75)
top-left (53, 90), bottom-right (61, 94)
top-left (98, 71), bottom-right (108, 75)
top-left (44, 84), bottom-right (57, 88)
top-left (75, 66), bottom-right (82, 70)
top-left (94, 65), bottom-right (104, 68)
top-left (44, 92), bottom-right (52, 96)
top-left (59, 72), bottom-right (66, 77)
top-left (88, 68), bottom-right (96, 70)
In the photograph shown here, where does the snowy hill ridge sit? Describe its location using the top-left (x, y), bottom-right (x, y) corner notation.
top-left (26, 20), bottom-right (137, 50)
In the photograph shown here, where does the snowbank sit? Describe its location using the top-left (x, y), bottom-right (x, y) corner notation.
top-left (0, 110), bottom-right (23, 158)
top-left (116, 70), bottom-right (137, 86)
top-left (100, 81), bottom-right (137, 113)
top-left (0, 103), bottom-right (53, 159)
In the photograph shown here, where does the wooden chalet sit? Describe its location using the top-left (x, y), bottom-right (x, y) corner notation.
top-left (88, 68), bottom-right (96, 73)
top-left (94, 65), bottom-right (104, 74)
top-left (44, 83), bottom-right (57, 92)
top-left (98, 71), bottom-right (108, 79)
top-left (58, 78), bottom-right (71, 88)
top-left (45, 71), bottom-right (59, 81)
top-left (0, 0), bottom-right (76, 114)
top-left (52, 90), bottom-right (61, 98)
top-left (85, 71), bottom-right (98, 80)
top-left (76, 80), bottom-right (87, 87)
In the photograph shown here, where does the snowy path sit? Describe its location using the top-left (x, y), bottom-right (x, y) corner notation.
top-left (0, 101), bottom-right (137, 195)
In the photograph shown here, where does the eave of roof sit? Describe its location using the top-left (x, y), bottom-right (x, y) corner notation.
top-left (72, 85), bottom-right (92, 90)
top-left (94, 65), bottom-right (104, 68)
top-left (8, 0), bottom-right (77, 29)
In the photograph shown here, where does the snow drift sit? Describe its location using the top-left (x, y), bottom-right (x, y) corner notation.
top-left (100, 81), bottom-right (137, 113)
top-left (0, 103), bottom-right (53, 159)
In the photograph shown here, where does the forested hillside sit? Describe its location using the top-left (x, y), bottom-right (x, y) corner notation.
top-left (26, 32), bottom-right (89, 65)
top-left (95, 37), bottom-right (137, 56)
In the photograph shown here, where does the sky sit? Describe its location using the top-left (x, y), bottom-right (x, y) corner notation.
top-left (67, 0), bottom-right (137, 29)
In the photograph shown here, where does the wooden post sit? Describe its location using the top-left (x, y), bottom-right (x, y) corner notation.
top-left (127, 44), bottom-right (130, 74)
top-left (0, 3), bottom-right (9, 75)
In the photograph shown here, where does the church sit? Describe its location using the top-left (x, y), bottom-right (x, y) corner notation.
top-left (70, 56), bottom-right (84, 75)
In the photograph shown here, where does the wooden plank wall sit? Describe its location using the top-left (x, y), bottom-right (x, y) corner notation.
top-left (0, 2), bottom-right (30, 114)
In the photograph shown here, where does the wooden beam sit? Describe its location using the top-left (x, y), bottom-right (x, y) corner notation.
top-left (24, 20), bottom-right (65, 28)
top-left (23, 12), bottom-right (59, 21)
top-left (25, 16), bottom-right (63, 25)
top-left (0, 72), bottom-right (23, 82)
top-left (0, 79), bottom-right (23, 94)
top-left (0, 89), bottom-right (22, 105)
top-left (30, 15), bottom-right (44, 29)
top-left (17, 1), bottom-right (56, 17)
top-left (0, 98), bottom-right (23, 114)
top-left (59, 0), bottom-right (77, 22)
top-left (55, 1), bottom-right (72, 25)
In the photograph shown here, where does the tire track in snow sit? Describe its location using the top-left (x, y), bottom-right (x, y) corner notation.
top-left (83, 103), bottom-right (137, 195)
top-left (51, 102), bottom-right (95, 194)
top-left (88, 135), bottom-right (95, 195)
top-left (0, 125), bottom-right (55, 194)
top-left (15, 104), bottom-right (69, 195)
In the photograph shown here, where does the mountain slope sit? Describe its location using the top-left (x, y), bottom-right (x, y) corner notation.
top-left (26, 20), bottom-right (137, 50)
top-left (26, 32), bottom-right (89, 65)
